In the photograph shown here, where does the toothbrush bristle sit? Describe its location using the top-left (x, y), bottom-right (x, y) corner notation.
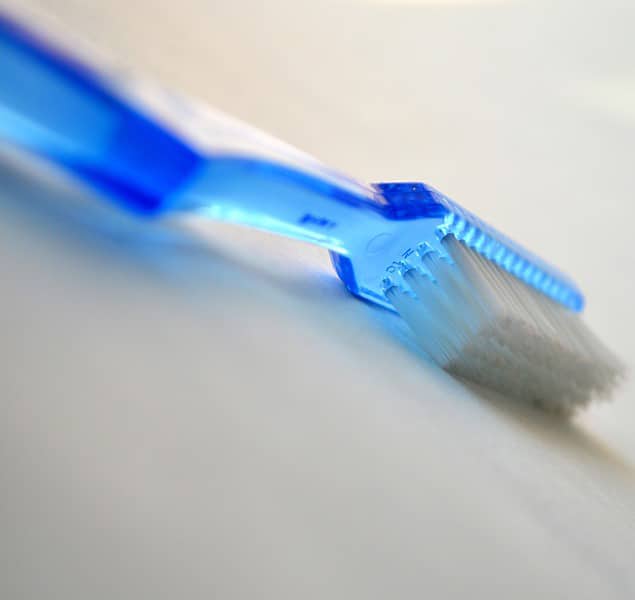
top-left (385, 236), bottom-right (623, 414)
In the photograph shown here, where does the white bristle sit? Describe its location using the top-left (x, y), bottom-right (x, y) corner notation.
top-left (386, 236), bottom-right (624, 414)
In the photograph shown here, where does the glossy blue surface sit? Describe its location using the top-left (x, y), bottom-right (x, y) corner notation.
top-left (0, 12), bottom-right (200, 213)
top-left (0, 12), bottom-right (584, 312)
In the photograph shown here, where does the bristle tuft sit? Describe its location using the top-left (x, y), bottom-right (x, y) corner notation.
top-left (385, 236), bottom-right (624, 414)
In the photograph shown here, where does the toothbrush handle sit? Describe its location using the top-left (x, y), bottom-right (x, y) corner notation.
top-left (0, 12), bottom-right (393, 254)
top-left (0, 13), bottom-right (201, 215)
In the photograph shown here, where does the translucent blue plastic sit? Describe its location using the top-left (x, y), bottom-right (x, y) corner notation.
top-left (0, 12), bottom-right (584, 312)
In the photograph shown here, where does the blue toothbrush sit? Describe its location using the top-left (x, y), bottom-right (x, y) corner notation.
top-left (0, 12), bottom-right (622, 412)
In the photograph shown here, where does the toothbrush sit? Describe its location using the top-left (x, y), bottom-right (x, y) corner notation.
top-left (0, 11), bottom-right (623, 413)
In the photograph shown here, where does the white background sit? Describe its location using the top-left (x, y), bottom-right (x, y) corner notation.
top-left (2, 0), bottom-right (635, 598)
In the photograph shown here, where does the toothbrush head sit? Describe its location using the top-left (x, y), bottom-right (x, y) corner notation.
top-left (329, 183), bottom-right (623, 413)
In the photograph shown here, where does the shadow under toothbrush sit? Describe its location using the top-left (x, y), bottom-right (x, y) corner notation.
top-left (458, 377), bottom-right (635, 479)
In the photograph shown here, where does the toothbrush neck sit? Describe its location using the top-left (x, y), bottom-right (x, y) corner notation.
top-left (172, 156), bottom-right (386, 255)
